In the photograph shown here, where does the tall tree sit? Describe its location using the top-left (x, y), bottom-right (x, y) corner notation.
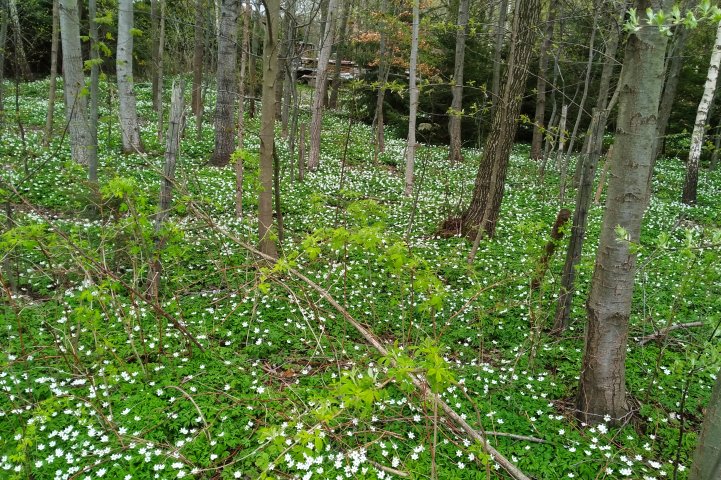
top-left (329, 0), bottom-right (352, 109)
top-left (372, 0), bottom-right (390, 161)
top-left (690, 368), bottom-right (721, 480)
top-left (0, 0), bottom-right (7, 129)
top-left (576, 0), bottom-right (671, 424)
top-left (682, 20), bottom-right (721, 205)
top-left (88, 0), bottom-right (100, 183)
top-left (307, 0), bottom-right (338, 170)
top-left (530, 5), bottom-right (556, 161)
top-left (489, 0), bottom-right (508, 119)
top-left (236, 2), bottom-right (251, 216)
top-left (210, 0), bottom-right (240, 167)
top-left (7, 0), bottom-right (30, 79)
top-left (258, 0), bottom-right (280, 257)
top-left (447, 0), bottom-right (470, 164)
top-left (191, 0), bottom-right (205, 135)
top-left (44, 0), bottom-right (60, 147)
top-left (460, 0), bottom-right (540, 238)
top-left (59, 0), bottom-right (97, 170)
top-left (117, 0), bottom-right (144, 153)
top-left (404, 0), bottom-right (420, 196)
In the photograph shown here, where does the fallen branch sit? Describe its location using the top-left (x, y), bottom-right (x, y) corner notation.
top-left (190, 204), bottom-right (532, 480)
top-left (638, 322), bottom-right (705, 345)
top-left (368, 460), bottom-right (409, 478)
top-left (485, 431), bottom-right (549, 444)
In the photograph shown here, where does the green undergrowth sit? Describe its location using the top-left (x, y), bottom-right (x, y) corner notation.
top-left (1, 78), bottom-right (721, 479)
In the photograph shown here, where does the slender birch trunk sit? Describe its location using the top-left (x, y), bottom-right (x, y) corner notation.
top-left (682, 20), bottom-right (721, 205)
top-left (8, 0), bottom-right (30, 79)
top-left (88, 0), bottom-right (100, 183)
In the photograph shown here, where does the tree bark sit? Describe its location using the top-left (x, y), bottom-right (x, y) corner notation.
top-left (489, 0), bottom-right (508, 121)
top-left (236, 2), bottom-right (251, 217)
top-left (372, 0), bottom-right (390, 162)
top-left (307, 0), bottom-right (338, 170)
top-left (88, 0), bottom-right (100, 183)
top-left (553, 108), bottom-right (606, 332)
top-left (329, 0), bottom-right (352, 109)
top-left (461, 0), bottom-right (540, 238)
top-left (0, 0), bottom-right (7, 129)
top-left (447, 0), bottom-right (469, 164)
top-left (682, 20), bottom-right (721, 205)
top-left (577, 0), bottom-right (671, 424)
top-left (404, 0), bottom-right (420, 196)
top-left (210, 0), bottom-right (240, 167)
top-left (690, 368), bottom-right (721, 480)
top-left (530, 5), bottom-right (556, 161)
top-left (44, 0), bottom-right (60, 147)
top-left (654, 20), bottom-right (692, 161)
top-left (148, 81), bottom-right (184, 299)
top-left (258, 0), bottom-right (279, 258)
top-left (191, 0), bottom-right (205, 133)
top-left (155, 0), bottom-right (166, 140)
top-left (117, 0), bottom-right (144, 153)
top-left (59, 0), bottom-right (97, 170)
top-left (8, 0), bottom-right (30, 79)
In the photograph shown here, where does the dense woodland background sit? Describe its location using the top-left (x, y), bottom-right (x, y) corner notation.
top-left (2, 0), bottom-right (721, 479)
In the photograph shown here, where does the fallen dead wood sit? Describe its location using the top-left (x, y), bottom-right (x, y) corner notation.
top-left (190, 205), bottom-right (533, 480)
top-left (638, 322), bottom-right (705, 345)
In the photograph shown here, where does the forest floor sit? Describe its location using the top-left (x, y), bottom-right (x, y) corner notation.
top-left (2, 79), bottom-right (721, 480)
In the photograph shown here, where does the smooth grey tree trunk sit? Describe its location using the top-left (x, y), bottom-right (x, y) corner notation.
top-left (258, 0), bottom-right (280, 258)
top-left (44, 0), bottom-right (59, 147)
top-left (682, 20), bottom-right (721, 205)
top-left (117, 0), bottom-right (143, 153)
top-left (577, 0), bottom-right (671, 425)
top-left (530, 6), bottom-right (556, 161)
top-left (307, 0), bottom-right (337, 170)
top-left (59, 0), bottom-right (96, 170)
top-left (490, 0), bottom-right (508, 120)
top-left (88, 0), bottom-right (100, 183)
top-left (690, 368), bottom-right (721, 480)
top-left (404, 0), bottom-right (420, 196)
top-left (210, 0), bottom-right (240, 167)
top-left (447, 0), bottom-right (469, 164)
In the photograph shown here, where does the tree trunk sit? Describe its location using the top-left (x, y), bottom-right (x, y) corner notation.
top-left (553, 109), bottom-right (607, 332)
top-left (150, 0), bottom-right (160, 112)
top-left (556, 104), bottom-right (569, 201)
top-left (682, 20), bottom-right (721, 205)
top-left (258, 0), bottom-right (280, 258)
top-left (489, 0), bottom-right (508, 120)
top-left (307, 0), bottom-right (338, 171)
top-left (88, 0), bottom-right (100, 183)
top-left (461, 0), bottom-right (540, 238)
top-left (236, 2), bottom-right (251, 217)
top-left (281, 0), bottom-right (297, 136)
top-left (711, 124), bottom-right (721, 170)
top-left (372, 0), bottom-right (390, 161)
top-left (404, 0), bottom-right (420, 196)
top-left (117, 0), bottom-right (144, 153)
top-left (191, 0), bottom-right (205, 133)
top-left (577, 0), bottom-right (671, 424)
top-left (210, 0), bottom-right (240, 167)
top-left (44, 0), bottom-right (60, 147)
top-left (0, 0), bottom-right (7, 130)
top-left (530, 5), bottom-right (556, 161)
top-left (565, 11), bottom-right (598, 159)
top-left (329, 0), bottom-right (352, 109)
top-left (148, 81), bottom-right (184, 299)
top-left (690, 368), bottom-right (721, 480)
top-left (155, 0), bottom-right (166, 140)
top-left (59, 0), bottom-right (96, 170)
top-left (249, 5), bottom-right (259, 119)
top-left (447, 0), bottom-right (470, 165)
top-left (654, 22), bottom-right (692, 160)
top-left (8, 0), bottom-right (30, 79)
